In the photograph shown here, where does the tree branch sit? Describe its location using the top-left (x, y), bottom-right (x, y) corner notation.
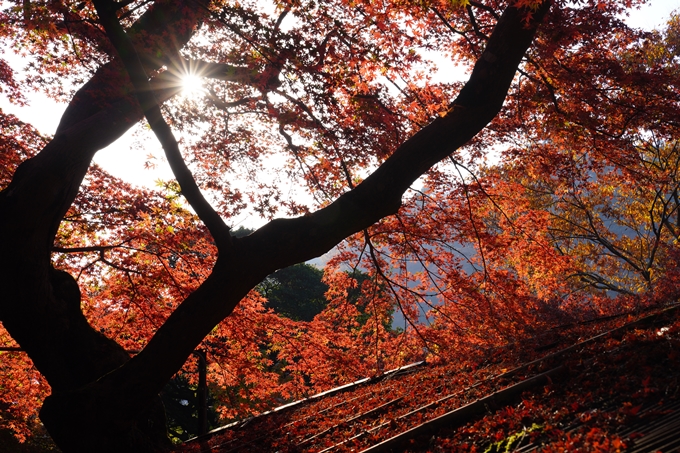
top-left (93, 0), bottom-right (233, 252)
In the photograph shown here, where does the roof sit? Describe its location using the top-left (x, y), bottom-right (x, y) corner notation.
top-left (182, 304), bottom-right (680, 453)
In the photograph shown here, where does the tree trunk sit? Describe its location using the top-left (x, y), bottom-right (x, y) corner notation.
top-left (0, 1), bottom-right (551, 451)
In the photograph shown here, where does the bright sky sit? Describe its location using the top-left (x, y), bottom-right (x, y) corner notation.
top-left (1, 0), bottom-right (679, 191)
top-left (627, 0), bottom-right (679, 29)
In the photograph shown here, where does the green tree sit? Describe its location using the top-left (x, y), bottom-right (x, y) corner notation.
top-left (258, 264), bottom-right (328, 322)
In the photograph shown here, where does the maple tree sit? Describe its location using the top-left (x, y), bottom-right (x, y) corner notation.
top-left (0, 0), bottom-right (677, 451)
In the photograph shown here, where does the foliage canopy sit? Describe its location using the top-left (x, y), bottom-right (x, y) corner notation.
top-left (1, 0), bottom-right (679, 450)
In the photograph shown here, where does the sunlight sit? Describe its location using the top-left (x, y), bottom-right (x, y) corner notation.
top-left (180, 73), bottom-right (204, 98)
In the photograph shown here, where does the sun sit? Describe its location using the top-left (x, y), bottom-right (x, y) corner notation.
top-left (180, 73), bottom-right (204, 98)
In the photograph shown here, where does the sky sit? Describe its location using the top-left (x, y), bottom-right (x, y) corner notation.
top-left (1, 0), bottom-right (679, 192)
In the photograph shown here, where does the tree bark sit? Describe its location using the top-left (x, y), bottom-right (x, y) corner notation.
top-left (0, 1), bottom-right (551, 451)
top-left (0, 0), bottom-right (208, 451)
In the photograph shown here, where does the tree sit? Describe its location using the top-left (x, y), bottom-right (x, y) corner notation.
top-left (3, 0), bottom-right (662, 450)
top-left (258, 264), bottom-right (328, 321)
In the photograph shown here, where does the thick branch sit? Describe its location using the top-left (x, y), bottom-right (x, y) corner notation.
top-left (93, 0), bottom-right (233, 252)
top-left (242, 1), bottom-right (552, 268)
